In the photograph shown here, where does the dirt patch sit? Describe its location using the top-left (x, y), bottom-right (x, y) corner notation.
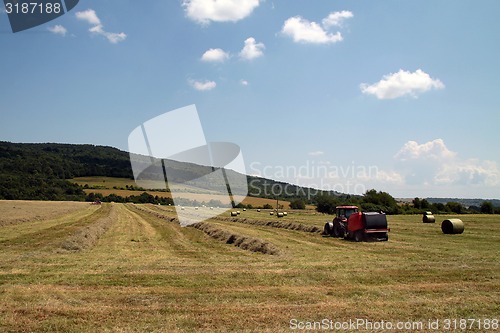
top-left (190, 222), bottom-right (280, 255)
top-left (60, 205), bottom-right (117, 251)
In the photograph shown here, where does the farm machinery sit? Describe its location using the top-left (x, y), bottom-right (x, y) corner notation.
top-left (323, 206), bottom-right (389, 241)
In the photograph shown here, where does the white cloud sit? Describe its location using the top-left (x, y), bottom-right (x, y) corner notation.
top-left (201, 48), bottom-right (230, 62)
top-left (360, 69), bottom-right (445, 99)
top-left (239, 37), bottom-right (265, 60)
top-left (48, 25), bottom-right (67, 36)
top-left (75, 9), bottom-right (101, 26)
top-left (394, 139), bottom-right (456, 162)
top-left (394, 139), bottom-right (500, 187)
top-left (76, 9), bottom-right (127, 44)
top-left (183, 0), bottom-right (260, 24)
top-left (322, 10), bottom-right (353, 28)
top-left (190, 79), bottom-right (217, 91)
top-left (308, 151), bottom-right (324, 156)
top-left (281, 16), bottom-right (343, 44)
top-left (240, 79), bottom-right (249, 86)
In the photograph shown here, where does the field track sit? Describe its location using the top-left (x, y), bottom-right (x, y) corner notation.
top-left (0, 201), bottom-right (499, 332)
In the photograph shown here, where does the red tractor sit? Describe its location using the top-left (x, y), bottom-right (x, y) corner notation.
top-left (323, 205), bottom-right (389, 241)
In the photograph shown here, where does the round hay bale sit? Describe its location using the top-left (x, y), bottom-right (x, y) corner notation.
top-left (283, 212), bottom-right (288, 216)
top-left (236, 211), bottom-right (241, 215)
top-left (441, 218), bottom-right (464, 234)
top-left (231, 211), bottom-right (238, 217)
top-left (425, 211), bottom-right (433, 215)
top-left (423, 214), bottom-right (436, 223)
top-left (269, 212), bottom-right (274, 215)
top-left (243, 208), bottom-right (246, 211)
top-left (257, 209), bottom-right (261, 212)
top-left (277, 212), bottom-right (284, 218)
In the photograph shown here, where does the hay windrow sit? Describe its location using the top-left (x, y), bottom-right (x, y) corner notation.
top-left (127, 204), bottom-right (179, 223)
top-left (190, 222), bottom-right (280, 255)
top-left (60, 204), bottom-right (117, 251)
top-left (214, 216), bottom-right (322, 233)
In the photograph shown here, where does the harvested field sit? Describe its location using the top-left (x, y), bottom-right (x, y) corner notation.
top-left (0, 201), bottom-right (499, 332)
top-left (60, 204), bottom-right (117, 251)
top-left (0, 200), bottom-right (90, 227)
top-left (190, 222), bottom-right (280, 255)
top-left (215, 215), bottom-right (322, 233)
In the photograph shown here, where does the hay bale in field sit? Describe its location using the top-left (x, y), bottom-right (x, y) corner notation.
top-left (257, 209), bottom-right (261, 212)
top-left (423, 212), bottom-right (436, 223)
top-left (277, 212), bottom-right (284, 218)
top-left (441, 218), bottom-right (465, 234)
top-left (269, 211), bottom-right (274, 215)
top-left (231, 211), bottom-right (238, 217)
top-left (243, 208), bottom-right (246, 211)
top-left (236, 211), bottom-right (241, 215)
top-left (283, 212), bottom-right (287, 216)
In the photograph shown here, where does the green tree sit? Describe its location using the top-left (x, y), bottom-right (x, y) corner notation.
top-left (315, 194), bottom-right (338, 214)
top-left (480, 201), bottom-right (494, 214)
top-left (446, 202), bottom-right (464, 214)
top-left (290, 198), bottom-right (306, 210)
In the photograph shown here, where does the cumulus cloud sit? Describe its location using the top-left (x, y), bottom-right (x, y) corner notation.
top-left (394, 139), bottom-right (499, 187)
top-left (239, 37), bottom-right (265, 60)
top-left (76, 9), bottom-right (127, 44)
top-left (395, 139), bottom-right (456, 162)
top-left (281, 11), bottom-right (352, 44)
top-left (189, 79), bottom-right (217, 91)
top-left (183, 0), bottom-right (260, 24)
top-left (322, 10), bottom-right (353, 28)
top-left (360, 69), bottom-right (445, 99)
top-left (48, 25), bottom-right (67, 36)
top-left (201, 48), bottom-right (230, 62)
top-left (281, 16), bottom-right (343, 44)
top-left (75, 9), bottom-right (101, 25)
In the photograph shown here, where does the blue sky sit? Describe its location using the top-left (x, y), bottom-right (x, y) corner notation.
top-left (1, 0), bottom-right (499, 199)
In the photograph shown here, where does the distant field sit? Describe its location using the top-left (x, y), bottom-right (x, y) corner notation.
top-left (0, 201), bottom-right (498, 332)
top-left (72, 176), bottom-right (292, 208)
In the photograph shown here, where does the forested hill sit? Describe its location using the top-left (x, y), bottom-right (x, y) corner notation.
top-left (0, 142), bottom-right (133, 179)
top-left (0, 142), bottom-right (132, 200)
top-left (0, 141), bottom-right (333, 202)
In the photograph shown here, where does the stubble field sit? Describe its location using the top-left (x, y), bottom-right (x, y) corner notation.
top-left (0, 201), bottom-right (498, 332)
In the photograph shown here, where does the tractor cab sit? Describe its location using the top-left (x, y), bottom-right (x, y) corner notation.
top-left (336, 206), bottom-right (359, 221)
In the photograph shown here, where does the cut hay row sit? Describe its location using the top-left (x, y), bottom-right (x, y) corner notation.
top-left (190, 222), bottom-right (280, 255)
top-left (60, 204), bottom-right (117, 251)
top-left (129, 205), bottom-right (280, 255)
top-left (214, 216), bottom-right (323, 234)
top-left (127, 204), bottom-right (179, 223)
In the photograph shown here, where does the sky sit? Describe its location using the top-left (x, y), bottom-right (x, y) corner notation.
top-left (1, 0), bottom-right (499, 199)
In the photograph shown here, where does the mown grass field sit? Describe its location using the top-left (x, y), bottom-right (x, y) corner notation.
top-left (0, 201), bottom-right (498, 332)
top-left (71, 176), bottom-right (288, 208)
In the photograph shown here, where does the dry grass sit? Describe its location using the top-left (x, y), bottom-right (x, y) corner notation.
top-left (215, 215), bottom-right (322, 233)
top-left (60, 204), bottom-right (117, 251)
top-left (0, 202), bottom-right (498, 332)
top-left (190, 222), bottom-right (280, 255)
top-left (0, 200), bottom-right (89, 227)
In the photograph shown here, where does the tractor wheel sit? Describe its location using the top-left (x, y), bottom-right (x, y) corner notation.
top-left (323, 222), bottom-right (333, 236)
top-left (333, 221), bottom-right (344, 238)
top-left (354, 230), bottom-right (364, 242)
